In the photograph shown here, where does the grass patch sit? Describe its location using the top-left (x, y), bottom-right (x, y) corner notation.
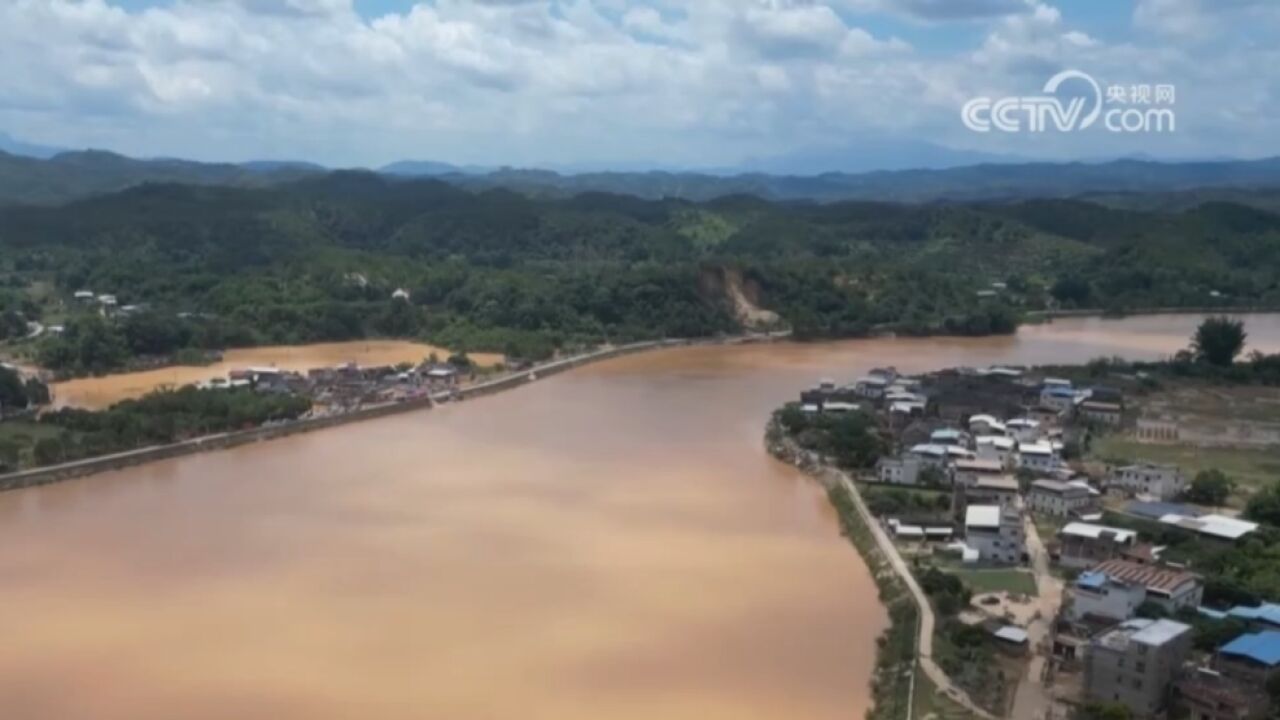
top-left (944, 567), bottom-right (1038, 596)
top-left (932, 620), bottom-right (1014, 716)
top-left (1032, 514), bottom-right (1067, 546)
top-left (1093, 434), bottom-right (1280, 505)
top-left (911, 667), bottom-right (975, 720)
top-left (0, 420), bottom-right (64, 443)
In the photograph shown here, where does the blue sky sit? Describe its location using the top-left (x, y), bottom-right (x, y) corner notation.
top-left (2, 0), bottom-right (1277, 171)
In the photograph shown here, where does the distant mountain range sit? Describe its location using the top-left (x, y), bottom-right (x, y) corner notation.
top-left (2, 137), bottom-right (1280, 207)
top-left (0, 132), bottom-right (68, 160)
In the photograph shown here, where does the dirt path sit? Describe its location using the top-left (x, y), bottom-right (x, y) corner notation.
top-left (1009, 513), bottom-right (1064, 720)
top-left (839, 474), bottom-right (999, 720)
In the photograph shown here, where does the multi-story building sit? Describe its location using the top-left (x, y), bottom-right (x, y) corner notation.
top-left (1028, 479), bottom-right (1096, 517)
top-left (975, 435), bottom-right (1016, 467)
top-left (1085, 618), bottom-right (1193, 718)
top-left (952, 458), bottom-right (1007, 488)
top-left (876, 457), bottom-right (923, 486)
top-left (1018, 442), bottom-right (1060, 473)
top-left (962, 475), bottom-right (1021, 509)
top-left (1066, 569), bottom-right (1147, 623)
top-left (965, 505), bottom-right (1025, 565)
top-left (1109, 463), bottom-right (1187, 500)
top-left (1056, 523), bottom-right (1138, 570)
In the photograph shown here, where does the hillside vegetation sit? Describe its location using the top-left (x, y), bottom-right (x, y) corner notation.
top-left (2, 172), bottom-right (1280, 373)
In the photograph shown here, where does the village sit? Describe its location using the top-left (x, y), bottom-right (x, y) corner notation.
top-left (187, 355), bottom-right (474, 417)
top-left (792, 364), bottom-right (1279, 720)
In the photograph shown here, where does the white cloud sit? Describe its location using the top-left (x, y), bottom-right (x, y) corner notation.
top-left (0, 0), bottom-right (1274, 168)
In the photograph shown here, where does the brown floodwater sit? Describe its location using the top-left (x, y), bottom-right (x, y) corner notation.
top-left (2, 314), bottom-right (1279, 720)
top-left (50, 340), bottom-right (504, 410)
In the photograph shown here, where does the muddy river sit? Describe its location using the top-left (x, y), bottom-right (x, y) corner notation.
top-left (2, 314), bottom-right (1279, 720)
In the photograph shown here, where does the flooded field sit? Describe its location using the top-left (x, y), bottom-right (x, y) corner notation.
top-left (50, 340), bottom-right (503, 409)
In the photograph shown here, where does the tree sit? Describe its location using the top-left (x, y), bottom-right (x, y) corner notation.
top-left (0, 366), bottom-right (30, 411)
top-left (1245, 480), bottom-right (1280, 526)
top-left (919, 465), bottom-right (947, 488)
top-left (1192, 316), bottom-right (1247, 367)
top-left (1184, 469), bottom-right (1234, 507)
top-left (1135, 601), bottom-right (1169, 619)
top-left (1051, 276), bottom-right (1091, 306)
top-left (0, 438), bottom-right (20, 472)
top-left (32, 437), bottom-right (64, 466)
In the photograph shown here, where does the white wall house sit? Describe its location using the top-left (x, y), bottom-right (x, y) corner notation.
top-left (1018, 442), bottom-right (1060, 473)
top-left (1109, 463), bottom-right (1186, 500)
top-left (1028, 479), bottom-right (1094, 517)
top-left (1006, 418), bottom-right (1042, 443)
top-left (965, 505), bottom-right (1025, 565)
top-left (968, 414), bottom-right (1006, 436)
top-left (975, 436), bottom-right (1016, 468)
top-left (1067, 570), bottom-right (1147, 623)
top-left (876, 457), bottom-right (923, 486)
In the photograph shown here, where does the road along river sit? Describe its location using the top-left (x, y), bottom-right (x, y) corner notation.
top-left (1, 314), bottom-right (1278, 720)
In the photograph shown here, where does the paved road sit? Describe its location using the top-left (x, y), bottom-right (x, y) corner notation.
top-left (838, 473), bottom-right (999, 720)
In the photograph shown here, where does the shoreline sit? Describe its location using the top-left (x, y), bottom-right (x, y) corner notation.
top-left (765, 418), bottom-right (996, 720)
top-left (1025, 304), bottom-right (1280, 321)
top-left (0, 334), bottom-right (784, 493)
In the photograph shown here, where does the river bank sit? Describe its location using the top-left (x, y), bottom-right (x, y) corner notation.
top-left (0, 334), bottom-right (785, 493)
top-left (765, 417), bottom-right (992, 720)
top-left (1025, 305), bottom-right (1280, 321)
top-left (46, 340), bottom-right (505, 410)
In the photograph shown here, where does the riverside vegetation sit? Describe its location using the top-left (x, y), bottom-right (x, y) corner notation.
top-left (765, 415), bottom-right (919, 720)
top-left (5, 173), bottom-right (1280, 377)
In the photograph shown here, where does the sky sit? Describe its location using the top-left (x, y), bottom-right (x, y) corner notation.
top-left (1, 0), bottom-right (1277, 171)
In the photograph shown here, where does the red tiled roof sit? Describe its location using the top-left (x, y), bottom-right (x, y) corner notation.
top-left (1092, 559), bottom-right (1198, 594)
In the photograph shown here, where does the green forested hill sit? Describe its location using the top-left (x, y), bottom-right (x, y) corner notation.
top-left (3, 172), bottom-right (1280, 373)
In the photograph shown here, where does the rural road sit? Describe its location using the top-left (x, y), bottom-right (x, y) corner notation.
top-left (839, 474), bottom-right (999, 720)
top-left (1009, 513), bottom-right (1064, 720)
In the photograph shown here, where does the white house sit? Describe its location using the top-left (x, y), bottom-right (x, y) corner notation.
top-left (1007, 418), bottom-right (1042, 443)
top-left (73, 290), bottom-right (95, 301)
top-left (975, 435), bottom-right (1017, 467)
top-left (391, 288), bottom-right (411, 301)
top-left (876, 457), bottom-right (923, 486)
top-left (1067, 569), bottom-right (1147, 623)
top-left (1028, 479), bottom-right (1095, 517)
top-left (1056, 522), bottom-right (1138, 569)
top-left (1018, 442), bottom-right (1059, 472)
top-left (969, 414), bottom-right (1007, 436)
top-left (1109, 463), bottom-right (1186, 500)
top-left (965, 505), bottom-right (1025, 565)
